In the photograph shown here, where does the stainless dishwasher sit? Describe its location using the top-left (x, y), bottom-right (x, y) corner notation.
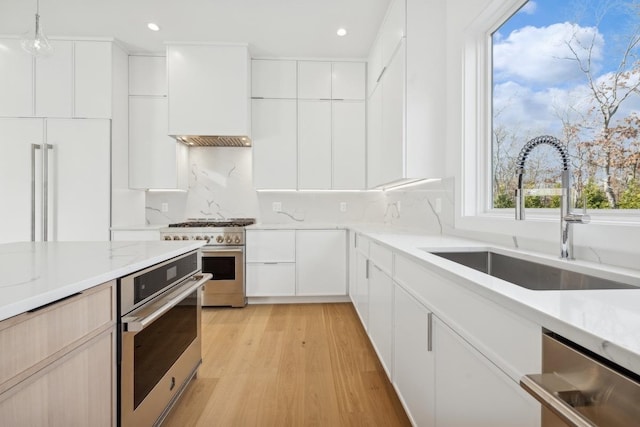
top-left (521, 333), bottom-right (640, 427)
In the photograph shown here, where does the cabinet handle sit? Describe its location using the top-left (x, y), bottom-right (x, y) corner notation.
top-left (427, 312), bottom-right (433, 352)
top-left (376, 66), bottom-right (387, 83)
top-left (264, 262), bottom-right (279, 265)
top-left (365, 259), bottom-right (369, 279)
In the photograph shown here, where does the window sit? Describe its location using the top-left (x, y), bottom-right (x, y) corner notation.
top-left (492, 0), bottom-right (640, 210)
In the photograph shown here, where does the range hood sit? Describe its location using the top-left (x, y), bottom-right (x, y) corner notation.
top-left (175, 135), bottom-right (252, 147)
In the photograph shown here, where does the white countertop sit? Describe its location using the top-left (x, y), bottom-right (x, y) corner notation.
top-left (110, 224), bottom-right (168, 231)
top-left (0, 241), bottom-right (205, 322)
top-left (351, 227), bottom-right (640, 375)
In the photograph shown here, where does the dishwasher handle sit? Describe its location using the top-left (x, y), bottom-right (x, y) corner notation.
top-left (520, 374), bottom-right (596, 427)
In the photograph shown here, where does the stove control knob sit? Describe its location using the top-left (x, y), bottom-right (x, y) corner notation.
top-left (164, 236), bottom-right (172, 241)
top-left (173, 236), bottom-right (181, 241)
top-left (225, 236), bottom-right (232, 243)
top-left (234, 236), bottom-right (241, 244)
top-left (216, 235), bottom-right (224, 243)
top-left (195, 236), bottom-right (203, 240)
top-left (182, 236), bottom-right (189, 240)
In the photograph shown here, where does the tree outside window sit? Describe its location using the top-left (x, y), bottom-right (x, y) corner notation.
top-left (492, 0), bottom-right (640, 210)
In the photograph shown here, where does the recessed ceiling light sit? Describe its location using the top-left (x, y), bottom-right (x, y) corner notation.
top-left (337, 28), bottom-right (347, 37)
top-left (147, 23), bottom-right (160, 32)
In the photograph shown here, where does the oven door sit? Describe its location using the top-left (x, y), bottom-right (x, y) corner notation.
top-left (201, 246), bottom-right (245, 307)
top-left (120, 273), bottom-right (210, 427)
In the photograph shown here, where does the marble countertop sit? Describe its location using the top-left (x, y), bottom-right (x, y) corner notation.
top-left (110, 224), bottom-right (168, 231)
top-left (351, 227), bottom-right (640, 375)
top-left (0, 241), bottom-right (206, 322)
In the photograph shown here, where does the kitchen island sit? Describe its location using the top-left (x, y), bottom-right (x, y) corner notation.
top-left (0, 240), bottom-right (205, 426)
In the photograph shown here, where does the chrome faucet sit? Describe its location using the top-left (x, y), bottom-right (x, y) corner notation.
top-left (515, 135), bottom-right (590, 260)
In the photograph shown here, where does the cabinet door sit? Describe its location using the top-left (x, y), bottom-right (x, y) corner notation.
top-left (298, 61), bottom-right (331, 99)
top-left (380, 40), bottom-right (405, 186)
top-left (46, 119), bottom-right (110, 241)
top-left (333, 101), bottom-right (365, 189)
top-left (368, 264), bottom-right (394, 378)
top-left (434, 318), bottom-right (539, 427)
top-left (129, 56), bottom-right (166, 96)
top-left (0, 39), bottom-right (34, 117)
top-left (332, 62), bottom-right (366, 100)
top-left (355, 252), bottom-right (369, 330)
top-left (246, 230), bottom-right (296, 263)
top-left (394, 285), bottom-right (435, 427)
top-left (129, 97), bottom-right (186, 190)
top-left (367, 37), bottom-right (383, 98)
top-left (296, 230), bottom-right (347, 296)
top-left (252, 98), bottom-right (297, 189)
top-left (74, 41), bottom-right (112, 118)
top-left (246, 263), bottom-right (296, 296)
top-left (0, 330), bottom-right (114, 427)
top-left (251, 59), bottom-right (297, 99)
top-left (298, 100), bottom-right (331, 189)
top-left (367, 82), bottom-right (383, 188)
top-left (381, 0), bottom-right (406, 67)
top-left (0, 118), bottom-right (43, 243)
top-left (35, 40), bottom-right (73, 118)
top-left (348, 232), bottom-right (357, 304)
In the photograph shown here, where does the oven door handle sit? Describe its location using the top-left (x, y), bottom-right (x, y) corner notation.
top-left (122, 273), bottom-right (212, 332)
top-left (201, 246), bottom-right (244, 255)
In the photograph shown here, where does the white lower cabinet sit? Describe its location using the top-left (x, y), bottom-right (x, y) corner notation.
top-left (296, 230), bottom-right (346, 296)
top-left (393, 285), bottom-right (435, 427)
top-left (246, 263), bottom-right (296, 296)
top-left (433, 317), bottom-right (539, 427)
top-left (368, 263), bottom-right (394, 378)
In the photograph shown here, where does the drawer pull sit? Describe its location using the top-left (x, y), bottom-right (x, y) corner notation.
top-left (27, 292), bottom-right (82, 313)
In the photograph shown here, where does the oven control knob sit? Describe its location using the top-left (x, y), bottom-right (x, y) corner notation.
top-left (195, 236), bottom-right (203, 240)
top-left (234, 236), bottom-right (241, 244)
top-left (164, 236), bottom-right (172, 241)
top-left (216, 235), bottom-right (224, 243)
top-left (172, 236), bottom-right (181, 241)
top-left (225, 236), bottom-right (232, 243)
top-left (182, 236), bottom-right (189, 240)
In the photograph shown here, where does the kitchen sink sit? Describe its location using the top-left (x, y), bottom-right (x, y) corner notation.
top-left (428, 250), bottom-right (639, 291)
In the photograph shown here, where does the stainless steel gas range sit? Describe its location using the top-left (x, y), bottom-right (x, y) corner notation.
top-left (160, 219), bottom-right (255, 307)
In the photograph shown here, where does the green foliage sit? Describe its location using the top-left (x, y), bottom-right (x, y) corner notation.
top-left (494, 192), bottom-right (514, 208)
top-left (582, 180), bottom-right (610, 209)
top-left (618, 180), bottom-right (640, 208)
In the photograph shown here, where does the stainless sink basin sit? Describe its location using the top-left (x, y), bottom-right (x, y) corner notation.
top-left (429, 251), bottom-right (639, 291)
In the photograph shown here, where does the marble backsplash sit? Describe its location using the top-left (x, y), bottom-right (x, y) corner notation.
top-left (145, 147), bottom-right (454, 233)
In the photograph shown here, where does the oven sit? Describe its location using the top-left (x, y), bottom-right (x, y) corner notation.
top-left (201, 246), bottom-right (245, 307)
top-left (118, 250), bottom-right (211, 427)
top-left (160, 218), bottom-right (254, 308)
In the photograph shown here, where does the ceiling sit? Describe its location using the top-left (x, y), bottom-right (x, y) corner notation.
top-left (0, 0), bottom-right (390, 58)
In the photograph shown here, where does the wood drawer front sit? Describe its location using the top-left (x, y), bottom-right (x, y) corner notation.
top-left (246, 263), bottom-right (296, 296)
top-left (394, 255), bottom-right (541, 380)
top-left (246, 230), bottom-right (296, 262)
top-left (0, 281), bottom-right (115, 390)
top-left (0, 329), bottom-right (114, 427)
top-left (369, 241), bottom-right (392, 275)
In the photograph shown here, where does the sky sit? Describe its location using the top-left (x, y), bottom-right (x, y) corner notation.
top-left (492, 0), bottom-right (640, 139)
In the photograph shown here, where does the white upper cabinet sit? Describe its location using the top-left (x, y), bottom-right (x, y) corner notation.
top-left (0, 39), bottom-right (35, 117)
top-left (298, 61), bottom-right (332, 99)
top-left (252, 98), bottom-right (297, 189)
top-left (367, 37), bottom-right (383, 97)
top-left (35, 41), bottom-right (73, 118)
top-left (332, 62), bottom-right (366, 100)
top-left (298, 100), bottom-right (332, 189)
top-left (74, 41), bottom-right (112, 119)
top-left (0, 38), bottom-right (114, 119)
top-left (380, 41), bottom-right (405, 186)
top-left (167, 43), bottom-right (250, 137)
top-left (381, 0), bottom-right (406, 67)
top-left (333, 101), bottom-right (366, 189)
top-left (129, 56), bottom-right (167, 96)
top-left (251, 59), bottom-right (297, 99)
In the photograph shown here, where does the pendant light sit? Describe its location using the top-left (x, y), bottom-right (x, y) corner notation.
top-left (21, 0), bottom-right (53, 57)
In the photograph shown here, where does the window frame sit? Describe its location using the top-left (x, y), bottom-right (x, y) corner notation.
top-left (460, 0), bottom-right (640, 228)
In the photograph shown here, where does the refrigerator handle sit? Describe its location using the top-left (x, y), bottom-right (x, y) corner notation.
top-left (42, 144), bottom-right (53, 241)
top-left (31, 144), bottom-right (41, 242)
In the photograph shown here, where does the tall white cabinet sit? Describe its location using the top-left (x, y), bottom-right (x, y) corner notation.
top-left (251, 59), bottom-right (366, 190)
top-left (0, 118), bottom-right (111, 243)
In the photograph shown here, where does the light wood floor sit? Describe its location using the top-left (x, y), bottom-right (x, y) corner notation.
top-left (163, 303), bottom-right (411, 426)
